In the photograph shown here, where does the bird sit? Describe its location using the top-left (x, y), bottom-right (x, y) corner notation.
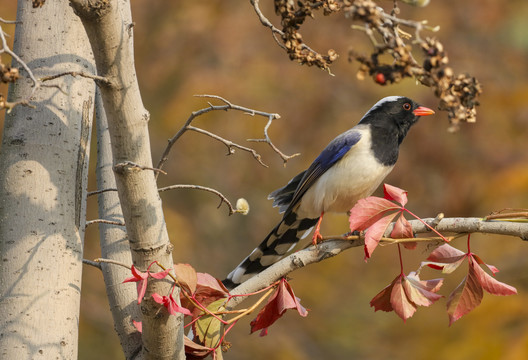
top-left (223, 96), bottom-right (435, 290)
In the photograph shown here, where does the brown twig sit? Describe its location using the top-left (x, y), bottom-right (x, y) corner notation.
top-left (158, 184), bottom-right (245, 216)
top-left (40, 71), bottom-right (112, 86)
top-left (87, 188), bottom-right (118, 197)
top-left (85, 219), bottom-right (126, 227)
top-left (114, 161), bottom-right (167, 175)
top-left (156, 95), bottom-right (297, 178)
top-left (0, 24), bottom-right (39, 112)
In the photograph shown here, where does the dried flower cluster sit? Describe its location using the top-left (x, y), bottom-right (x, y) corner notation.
top-left (0, 61), bottom-right (20, 111)
top-left (32, 0), bottom-right (46, 8)
top-left (344, 1), bottom-right (481, 130)
top-left (420, 38), bottom-right (482, 130)
top-left (273, 0), bottom-right (340, 70)
top-left (0, 62), bottom-right (19, 84)
top-left (256, 0), bottom-right (482, 129)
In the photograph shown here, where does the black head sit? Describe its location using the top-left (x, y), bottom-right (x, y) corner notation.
top-left (359, 96), bottom-right (435, 165)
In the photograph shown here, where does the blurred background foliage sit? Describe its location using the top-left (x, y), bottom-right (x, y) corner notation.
top-left (2, 0), bottom-right (528, 359)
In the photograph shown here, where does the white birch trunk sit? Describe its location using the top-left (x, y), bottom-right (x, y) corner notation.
top-left (0, 1), bottom-right (95, 358)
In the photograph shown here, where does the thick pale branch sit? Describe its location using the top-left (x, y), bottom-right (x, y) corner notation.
top-left (401, 217), bottom-right (528, 240)
top-left (228, 217), bottom-right (528, 306)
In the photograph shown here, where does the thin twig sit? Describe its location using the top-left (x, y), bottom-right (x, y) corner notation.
top-left (85, 219), bottom-right (126, 227)
top-left (484, 210), bottom-right (528, 221)
top-left (82, 259), bottom-right (102, 269)
top-left (0, 17), bottom-right (19, 25)
top-left (92, 258), bottom-right (132, 270)
top-left (187, 125), bottom-right (267, 167)
top-left (156, 95), bottom-right (295, 178)
top-left (88, 184), bottom-right (247, 216)
top-left (114, 161), bottom-right (167, 175)
top-left (87, 188), bottom-right (118, 197)
top-left (0, 24), bottom-right (39, 111)
top-left (247, 114), bottom-right (300, 165)
top-left (158, 184), bottom-right (241, 215)
top-left (40, 71), bottom-right (112, 86)
top-left (226, 287), bottom-right (275, 324)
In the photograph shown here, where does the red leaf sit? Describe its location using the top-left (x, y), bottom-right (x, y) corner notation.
top-left (427, 243), bottom-right (466, 262)
top-left (193, 273), bottom-right (229, 306)
top-left (446, 265), bottom-right (483, 326)
top-left (404, 272), bottom-right (444, 307)
top-left (250, 279), bottom-right (307, 336)
top-left (390, 275), bottom-right (416, 321)
top-left (472, 254), bottom-right (500, 275)
top-left (383, 184), bottom-right (408, 206)
top-left (123, 265), bottom-right (149, 304)
top-left (372, 272), bottom-right (443, 322)
top-left (469, 256), bottom-right (517, 296)
top-left (370, 277), bottom-right (397, 312)
top-left (349, 196), bottom-right (401, 232)
top-left (401, 241), bottom-right (417, 250)
top-left (132, 320), bottom-right (142, 333)
top-left (196, 273), bottom-right (229, 295)
top-left (174, 263), bottom-right (198, 294)
top-left (364, 212), bottom-right (398, 259)
top-left (149, 268), bottom-right (172, 280)
top-left (424, 244), bottom-right (467, 273)
top-left (406, 272), bottom-right (443, 293)
top-left (152, 293), bottom-right (192, 316)
top-left (184, 336), bottom-right (213, 359)
top-left (391, 213), bottom-right (414, 239)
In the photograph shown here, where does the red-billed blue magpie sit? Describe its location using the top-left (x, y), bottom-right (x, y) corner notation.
top-left (223, 96), bottom-right (435, 289)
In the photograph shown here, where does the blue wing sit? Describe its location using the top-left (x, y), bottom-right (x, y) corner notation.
top-left (283, 130), bottom-right (362, 214)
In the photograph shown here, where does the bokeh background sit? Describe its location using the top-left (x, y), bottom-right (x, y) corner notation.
top-left (2, 0), bottom-right (528, 359)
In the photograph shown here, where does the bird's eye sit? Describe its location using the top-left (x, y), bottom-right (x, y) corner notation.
top-left (403, 103), bottom-right (411, 111)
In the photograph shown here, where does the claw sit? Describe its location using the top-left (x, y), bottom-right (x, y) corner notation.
top-left (311, 212), bottom-right (325, 245)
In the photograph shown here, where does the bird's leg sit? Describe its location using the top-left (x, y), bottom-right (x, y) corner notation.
top-left (311, 212), bottom-right (325, 245)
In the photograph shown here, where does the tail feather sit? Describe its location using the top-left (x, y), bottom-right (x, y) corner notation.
top-left (223, 211), bottom-right (318, 289)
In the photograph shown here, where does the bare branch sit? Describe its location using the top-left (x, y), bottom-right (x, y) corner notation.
top-left (87, 188), bottom-right (118, 197)
top-left (156, 95), bottom-right (296, 177)
top-left (0, 24), bottom-right (39, 112)
top-left (85, 219), bottom-right (126, 228)
top-left (40, 71), bottom-right (112, 86)
top-left (187, 125), bottom-right (268, 167)
top-left (228, 216), bottom-right (528, 306)
top-left (92, 258), bottom-right (132, 270)
top-left (247, 114), bottom-right (301, 165)
top-left (159, 184), bottom-right (247, 216)
top-left (82, 259), bottom-right (102, 270)
top-left (0, 18), bottom-right (19, 25)
top-left (401, 217), bottom-right (528, 240)
top-left (113, 161), bottom-right (167, 175)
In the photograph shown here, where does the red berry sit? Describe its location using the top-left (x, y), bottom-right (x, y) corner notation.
top-left (375, 73), bottom-right (386, 85)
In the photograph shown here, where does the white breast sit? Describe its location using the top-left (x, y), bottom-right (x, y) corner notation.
top-left (297, 128), bottom-right (394, 219)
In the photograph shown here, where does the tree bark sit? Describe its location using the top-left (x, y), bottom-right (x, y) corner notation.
top-left (0, 1), bottom-right (95, 358)
top-left (95, 89), bottom-right (143, 359)
top-left (69, 0), bottom-right (184, 358)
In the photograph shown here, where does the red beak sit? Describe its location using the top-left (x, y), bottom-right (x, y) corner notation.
top-left (413, 106), bottom-right (435, 116)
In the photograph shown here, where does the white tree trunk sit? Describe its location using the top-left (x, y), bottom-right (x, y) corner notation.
top-left (70, 1), bottom-right (184, 358)
top-left (95, 89), bottom-right (143, 359)
top-left (0, 1), bottom-right (95, 359)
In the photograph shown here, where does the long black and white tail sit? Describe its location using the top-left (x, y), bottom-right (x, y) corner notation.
top-left (223, 210), bottom-right (318, 289)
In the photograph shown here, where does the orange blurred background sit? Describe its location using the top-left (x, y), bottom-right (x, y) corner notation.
top-left (1, 1), bottom-right (528, 359)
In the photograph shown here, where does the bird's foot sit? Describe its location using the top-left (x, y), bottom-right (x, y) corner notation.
top-left (311, 230), bottom-right (323, 246)
top-left (311, 212), bottom-right (325, 245)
